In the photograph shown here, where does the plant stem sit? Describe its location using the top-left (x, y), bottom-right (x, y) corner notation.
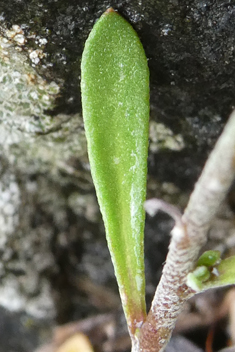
top-left (138, 110), bottom-right (235, 352)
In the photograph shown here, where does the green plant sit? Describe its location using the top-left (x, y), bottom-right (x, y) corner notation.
top-left (81, 8), bottom-right (235, 352)
top-left (81, 7), bottom-right (149, 339)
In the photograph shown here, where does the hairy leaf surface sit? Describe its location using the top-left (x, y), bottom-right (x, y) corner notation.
top-left (81, 9), bottom-right (149, 332)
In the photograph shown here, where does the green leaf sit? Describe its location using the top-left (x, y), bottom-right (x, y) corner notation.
top-left (187, 255), bottom-right (235, 292)
top-left (196, 250), bottom-right (221, 267)
top-left (81, 9), bottom-right (149, 333)
top-left (200, 255), bottom-right (235, 290)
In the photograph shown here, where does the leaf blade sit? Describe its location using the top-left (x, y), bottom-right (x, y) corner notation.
top-left (81, 9), bottom-right (149, 332)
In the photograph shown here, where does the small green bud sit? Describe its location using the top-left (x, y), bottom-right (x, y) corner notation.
top-left (187, 273), bottom-right (203, 292)
top-left (197, 250), bottom-right (221, 267)
top-left (192, 265), bottom-right (210, 282)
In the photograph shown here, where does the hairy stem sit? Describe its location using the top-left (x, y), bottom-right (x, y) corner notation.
top-left (139, 111), bottom-right (235, 352)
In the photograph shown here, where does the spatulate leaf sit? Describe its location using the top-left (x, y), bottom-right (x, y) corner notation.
top-left (81, 9), bottom-right (149, 333)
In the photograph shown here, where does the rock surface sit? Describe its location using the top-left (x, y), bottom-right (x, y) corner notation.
top-left (0, 0), bottom-right (235, 351)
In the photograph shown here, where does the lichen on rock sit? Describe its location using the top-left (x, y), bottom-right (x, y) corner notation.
top-left (0, 32), bottom-right (59, 135)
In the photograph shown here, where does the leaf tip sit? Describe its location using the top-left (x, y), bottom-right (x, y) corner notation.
top-left (104, 7), bottom-right (116, 14)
